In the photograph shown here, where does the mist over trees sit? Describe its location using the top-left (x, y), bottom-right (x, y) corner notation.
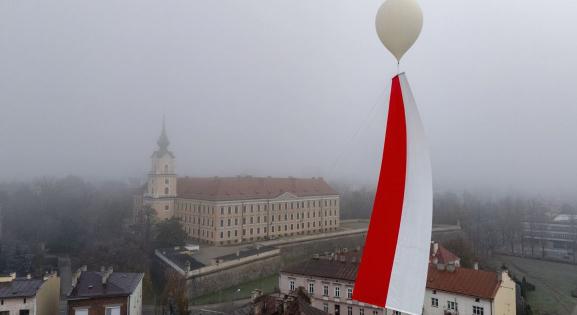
top-left (0, 176), bottom-right (187, 276)
top-left (1, 176), bottom-right (575, 275)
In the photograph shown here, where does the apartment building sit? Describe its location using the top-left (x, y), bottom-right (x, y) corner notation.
top-left (279, 243), bottom-right (516, 315)
top-left (523, 214), bottom-right (577, 253)
top-left (66, 266), bottom-right (143, 315)
top-left (0, 272), bottom-right (60, 315)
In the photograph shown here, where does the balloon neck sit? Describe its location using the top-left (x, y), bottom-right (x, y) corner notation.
top-left (396, 61), bottom-right (400, 74)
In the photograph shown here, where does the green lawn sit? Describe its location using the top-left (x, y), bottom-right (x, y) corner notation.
top-left (492, 255), bottom-right (577, 315)
top-left (190, 274), bottom-right (279, 306)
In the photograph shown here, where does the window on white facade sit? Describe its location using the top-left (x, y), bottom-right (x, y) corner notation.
top-left (347, 288), bottom-right (353, 299)
top-left (447, 301), bottom-right (458, 310)
top-left (289, 280), bottom-right (295, 291)
top-left (105, 306), bottom-right (121, 315)
top-left (74, 309), bottom-right (88, 315)
top-left (372, 310), bottom-right (378, 315)
top-left (359, 308), bottom-right (364, 315)
top-left (323, 285), bottom-right (329, 296)
top-left (392, 311), bottom-right (400, 315)
top-left (347, 306), bottom-right (352, 315)
top-left (431, 297), bottom-right (438, 307)
top-left (334, 286), bottom-right (340, 297)
top-left (323, 303), bottom-right (329, 313)
top-left (308, 283), bottom-right (314, 294)
top-left (473, 306), bottom-right (484, 315)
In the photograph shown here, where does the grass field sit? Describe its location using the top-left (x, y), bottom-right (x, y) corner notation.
top-left (190, 274), bottom-right (279, 306)
top-left (492, 255), bottom-right (577, 315)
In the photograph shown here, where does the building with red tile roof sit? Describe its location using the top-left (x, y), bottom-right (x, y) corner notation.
top-left (279, 246), bottom-right (516, 315)
top-left (134, 123), bottom-right (340, 246)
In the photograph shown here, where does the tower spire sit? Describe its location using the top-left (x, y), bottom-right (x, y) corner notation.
top-left (157, 115), bottom-right (170, 152)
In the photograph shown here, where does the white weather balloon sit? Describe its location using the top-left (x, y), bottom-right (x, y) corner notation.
top-left (375, 0), bottom-right (423, 62)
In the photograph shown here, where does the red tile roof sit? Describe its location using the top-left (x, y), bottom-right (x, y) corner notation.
top-left (426, 264), bottom-right (500, 299)
top-left (430, 244), bottom-right (460, 265)
top-left (177, 176), bottom-right (338, 201)
top-left (282, 249), bottom-right (501, 300)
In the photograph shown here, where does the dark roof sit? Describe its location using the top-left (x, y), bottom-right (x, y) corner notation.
top-left (215, 245), bottom-right (277, 262)
top-left (157, 249), bottom-right (205, 271)
top-left (0, 279), bottom-right (44, 298)
top-left (281, 259), bottom-right (358, 282)
top-left (177, 177), bottom-right (338, 201)
top-left (68, 272), bottom-right (144, 299)
top-left (426, 264), bottom-right (500, 299)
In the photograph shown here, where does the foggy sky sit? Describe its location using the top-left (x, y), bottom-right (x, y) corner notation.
top-left (1, 0), bottom-right (577, 198)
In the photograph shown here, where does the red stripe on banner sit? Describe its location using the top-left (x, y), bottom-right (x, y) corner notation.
top-left (353, 75), bottom-right (407, 307)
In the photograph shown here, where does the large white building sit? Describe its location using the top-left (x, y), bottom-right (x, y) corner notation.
top-left (134, 122), bottom-right (340, 246)
top-left (279, 243), bottom-right (516, 315)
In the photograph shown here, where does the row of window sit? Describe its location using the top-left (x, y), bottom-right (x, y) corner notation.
top-left (320, 303), bottom-right (400, 315)
top-left (290, 281), bottom-right (352, 299)
top-left (430, 297), bottom-right (484, 315)
top-left (218, 221), bottom-right (338, 239)
top-left (179, 210), bottom-right (338, 226)
top-left (176, 199), bottom-right (339, 214)
top-left (75, 306), bottom-right (120, 315)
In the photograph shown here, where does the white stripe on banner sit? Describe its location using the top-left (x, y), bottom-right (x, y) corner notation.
top-left (386, 73), bottom-right (433, 315)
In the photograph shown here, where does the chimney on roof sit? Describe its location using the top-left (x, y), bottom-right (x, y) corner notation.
top-left (0, 272), bottom-right (16, 283)
top-left (43, 270), bottom-right (58, 281)
top-left (102, 266), bottom-right (113, 286)
top-left (473, 262), bottom-right (479, 270)
top-left (184, 261), bottom-right (191, 273)
top-left (432, 241), bottom-right (439, 256)
top-left (71, 267), bottom-right (84, 288)
top-left (251, 289), bottom-right (262, 303)
top-left (436, 263), bottom-right (446, 271)
top-left (26, 274), bottom-right (31, 280)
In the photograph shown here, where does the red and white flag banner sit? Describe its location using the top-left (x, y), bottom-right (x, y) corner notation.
top-left (353, 73), bottom-right (432, 315)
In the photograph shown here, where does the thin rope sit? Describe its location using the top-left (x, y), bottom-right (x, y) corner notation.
top-left (327, 84), bottom-right (388, 174)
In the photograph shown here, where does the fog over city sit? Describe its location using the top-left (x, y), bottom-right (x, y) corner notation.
top-left (1, 0), bottom-right (577, 199)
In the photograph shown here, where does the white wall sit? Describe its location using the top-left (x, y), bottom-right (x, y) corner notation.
top-left (423, 289), bottom-right (491, 315)
top-left (128, 279), bottom-right (143, 315)
top-left (0, 296), bottom-right (37, 315)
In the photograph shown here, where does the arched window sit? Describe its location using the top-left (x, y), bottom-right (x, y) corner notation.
top-left (165, 187), bottom-right (169, 195)
top-left (164, 164), bottom-right (169, 173)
